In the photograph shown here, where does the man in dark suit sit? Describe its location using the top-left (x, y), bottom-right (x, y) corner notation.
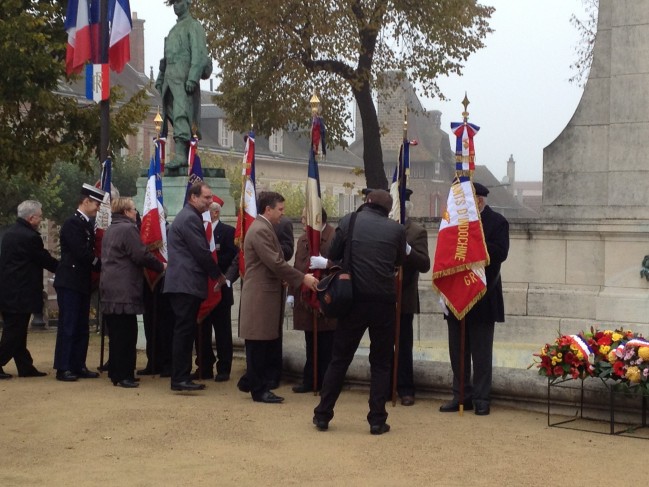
top-left (395, 193), bottom-right (430, 406)
top-left (193, 195), bottom-right (238, 381)
top-left (53, 184), bottom-right (106, 382)
top-left (164, 182), bottom-right (225, 392)
top-left (0, 200), bottom-right (59, 379)
top-left (439, 182), bottom-right (509, 416)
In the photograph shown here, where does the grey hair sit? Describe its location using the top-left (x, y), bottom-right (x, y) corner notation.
top-left (17, 200), bottom-right (42, 220)
top-left (405, 200), bottom-right (414, 218)
top-left (209, 202), bottom-right (221, 212)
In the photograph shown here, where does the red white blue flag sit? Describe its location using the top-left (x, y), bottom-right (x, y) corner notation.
top-left (91, 158), bottom-right (112, 289)
top-left (141, 141), bottom-right (167, 289)
top-left (184, 137), bottom-right (203, 204)
top-left (65, 0), bottom-right (92, 75)
top-left (234, 131), bottom-right (257, 278)
top-left (432, 176), bottom-right (489, 319)
top-left (108, 0), bottom-right (132, 73)
top-left (389, 138), bottom-right (411, 224)
top-left (198, 208), bottom-right (221, 322)
top-left (85, 63), bottom-right (109, 102)
top-left (451, 121), bottom-right (480, 173)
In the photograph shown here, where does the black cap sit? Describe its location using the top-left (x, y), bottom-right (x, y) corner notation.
top-left (81, 183), bottom-right (106, 203)
top-left (361, 188), bottom-right (374, 196)
top-left (473, 182), bottom-right (489, 197)
top-left (405, 188), bottom-right (413, 201)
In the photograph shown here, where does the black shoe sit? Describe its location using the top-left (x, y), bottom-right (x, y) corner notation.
top-left (292, 384), bottom-right (314, 393)
top-left (0, 367), bottom-right (12, 380)
top-left (136, 367), bottom-right (158, 376)
top-left (237, 376), bottom-right (251, 393)
top-left (189, 370), bottom-right (214, 380)
top-left (253, 391), bottom-right (284, 403)
top-left (267, 380), bottom-right (280, 390)
top-left (370, 423), bottom-right (390, 435)
top-left (76, 368), bottom-right (100, 379)
top-left (474, 404), bottom-right (490, 416)
top-left (312, 416), bottom-right (329, 431)
top-left (56, 370), bottom-right (78, 382)
top-left (97, 363), bottom-right (109, 372)
top-left (214, 373), bottom-right (230, 382)
top-left (400, 395), bottom-right (415, 406)
top-left (439, 400), bottom-right (473, 413)
top-left (113, 379), bottom-right (139, 388)
top-left (19, 368), bottom-right (47, 378)
top-left (170, 380), bottom-right (206, 391)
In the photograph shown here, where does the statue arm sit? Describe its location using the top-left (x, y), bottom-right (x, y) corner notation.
top-left (187, 20), bottom-right (212, 84)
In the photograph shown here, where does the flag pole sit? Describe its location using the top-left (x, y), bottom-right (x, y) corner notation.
top-left (310, 94), bottom-right (320, 395)
top-left (391, 110), bottom-right (408, 406)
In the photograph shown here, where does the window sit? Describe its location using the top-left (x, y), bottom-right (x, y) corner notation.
top-left (269, 129), bottom-right (283, 153)
top-left (218, 119), bottom-right (233, 148)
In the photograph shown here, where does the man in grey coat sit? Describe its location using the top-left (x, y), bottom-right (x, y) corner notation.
top-left (164, 182), bottom-right (224, 391)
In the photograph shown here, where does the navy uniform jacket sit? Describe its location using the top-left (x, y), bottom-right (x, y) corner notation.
top-left (54, 211), bottom-right (99, 295)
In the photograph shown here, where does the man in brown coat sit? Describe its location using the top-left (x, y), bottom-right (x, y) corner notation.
top-left (239, 192), bottom-right (318, 403)
top-left (288, 208), bottom-right (336, 393)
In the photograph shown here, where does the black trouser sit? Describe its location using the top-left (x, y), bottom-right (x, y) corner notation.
top-left (267, 331), bottom-right (282, 384)
top-left (195, 301), bottom-right (233, 376)
top-left (142, 282), bottom-right (173, 373)
top-left (168, 293), bottom-right (202, 384)
top-left (314, 301), bottom-right (395, 427)
top-left (0, 312), bottom-right (36, 375)
top-left (302, 330), bottom-right (335, 390)
top-left (394, 313), bottom-right (415, 397)
top-left (244, 339), bottom-right (275, 399)
top-left (106, 314), bottom-right (138, 382)
top-left (54, 288), bottom-right (91, 373)
top-left (446, 315), bottom-right (495, 407)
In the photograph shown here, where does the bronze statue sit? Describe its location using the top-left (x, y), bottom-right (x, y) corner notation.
top-left (156, 0), bottom-right (213, 169)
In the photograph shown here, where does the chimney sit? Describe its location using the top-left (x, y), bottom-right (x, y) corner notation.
top-left (130, 12), bottom-right (145, 74)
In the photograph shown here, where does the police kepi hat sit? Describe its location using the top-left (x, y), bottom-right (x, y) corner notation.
top-left (81, 183), bottom-right (106, 203)
top-left (473, 182), bottom-right (489, 197)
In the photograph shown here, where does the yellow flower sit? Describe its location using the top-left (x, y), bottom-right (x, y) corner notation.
top-left (599, 345), bottom-right (610, 355)
top-left (557, 353), bottom-right (563, 359)
top-left (638, 347), bottom-right (649, 361)
top-left (576, 351), bottom-right (584, 360)
top-left (608, 351), bottom-right (617, 362)
top-left (551, 357), bottom-right (558, 366)
top-left (612, 333), bottom-right (623, 342)
top-left (626, 366), bottom-right (641, 383)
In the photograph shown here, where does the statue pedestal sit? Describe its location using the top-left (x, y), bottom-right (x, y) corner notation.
top-left (134, 168), bottom-right (234, 221)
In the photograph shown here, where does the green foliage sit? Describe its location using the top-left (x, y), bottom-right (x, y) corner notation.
top-left (272, 181), bottom-right (337, 219)
top-left (0, 169), bottom-right (63, 226)
top-left (193, 0), bottom-right (493, 188)
top-left (112, 154), bottom-right (145, 197)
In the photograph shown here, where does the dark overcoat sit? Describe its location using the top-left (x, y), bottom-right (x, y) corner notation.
top-left (401, 219), bottom-right (431, 314)
top-left (214, 220), bottom-right (238, 307)
top-left (54, 211), bottom-right (99, 294)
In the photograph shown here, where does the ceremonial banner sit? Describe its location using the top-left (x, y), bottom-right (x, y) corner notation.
top-left (432, 177), bottom-right (489, 319)
top-left (141, 141), bottom-right (167, 289)
top-left (108, 0), bottom-right (132, 73)
top-left (92, 157), bottom-right (112, 289)
top-left (451, 121), bottom-right (480, 173)
top-left (234, 131), bottom-right (257, 278)
top-left (85, 63), bottom-right (110, 102)
top-left (197, 211), bottom-right (221, 322)
top-left (65, 0), bottom-right (92, 75)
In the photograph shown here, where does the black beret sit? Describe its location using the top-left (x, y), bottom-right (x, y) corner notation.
top-left (473, 182), bottom-right (489, 197)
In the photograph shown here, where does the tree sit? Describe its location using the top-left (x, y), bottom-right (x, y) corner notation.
top-left (570, 0), bottom-right (598, 87)
top-left (0, 1), bottom-right (149, 180)
top-left (194, 0), bottom-right (493, 189)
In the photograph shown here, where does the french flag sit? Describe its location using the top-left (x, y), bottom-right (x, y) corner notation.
top-left (65, 0), bottom-right (92, 75)
top-left (85, 64), bottom-right (109, 102)
top-left (108, 0), bottom-right (132, 73)
top-left (234, 131), bottom-right (257, 278)
top-left (197, 204), bottom-right (222, 323)
top-left (141, 141), bottom-right (168, 290)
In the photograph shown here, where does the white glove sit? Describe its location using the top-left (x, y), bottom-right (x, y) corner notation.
top-left (226, 279), bottom-right (231, 288)
top-left (406, 243), bottom-right (412, 256)
top-left (286, 295), bottom-right (294, 308)
top-left (310, 255), bottom-right (328, 270)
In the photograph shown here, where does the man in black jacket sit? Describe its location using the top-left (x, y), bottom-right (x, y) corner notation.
top-left (53, 184), bottom-right (106, 382)
top-left (313, 190), bottom-right (406, 435)
top-left (0, 200), bottom-right (58, 379)
top-left (439, 182), bottom-right (509, 416)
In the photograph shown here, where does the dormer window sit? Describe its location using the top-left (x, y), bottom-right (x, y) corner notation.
top-left (269, 129), bottom-right (283, 153)
top-left (218, 119), bottom-right (233, 148)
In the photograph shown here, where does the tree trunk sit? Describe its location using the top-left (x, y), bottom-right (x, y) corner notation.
top-left (354, 83), bottom-right (388, 190)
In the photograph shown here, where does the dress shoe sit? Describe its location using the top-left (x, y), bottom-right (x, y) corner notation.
top-left (237, 376), bottom-right (251, 393)
top-left (400, 395), bottom-right (415, 406)
top-left (170, 380), bottom-right (206, 391)
top-left (113, 379), bottom-right (139, 388)
top-left (0, 367), bottom-right (12, 380)
top-left (214, 373), bottom-right (230, 382)
top-left (312, 416), bottom-right (329, 431)
top-left (253, 391), bottom-right (284, 403)
top-left (370, 423), bottom-right (391, 435)
top-left (292, 384), bottom-right (314, 393)
top-left (189, 370), bottom-right (214, 380)
top-left (19, 368), bottom-right (47, 378)
top-left (136, 367), bottom-right (159, 376)
top-left (439, 400), bottom-right (473, 413)
top-left (474, 404), bottom-right (490, 416)
top-left (56, 370), bottom-right (78, 382)
top-left (267, 380), bottom-right (280, 390)
top-left (76, 368), bottom-right (100, 379)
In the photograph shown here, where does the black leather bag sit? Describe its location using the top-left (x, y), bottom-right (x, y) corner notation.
top-left (316, 212), bottom-right (357, 318)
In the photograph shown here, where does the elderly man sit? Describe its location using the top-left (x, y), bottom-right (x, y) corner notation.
top-left (312, 189), bottom-right (406, 435)
top-left (54, 184), bottom-right (106, 382)
top-left (165, 182), bottom-right (224, 391)
top-left (156, 0), bottom-right (213, 168)
top-left (239, 191), bottom-right (318, 404)
top-left (0, 200), bottom-right (58, 379)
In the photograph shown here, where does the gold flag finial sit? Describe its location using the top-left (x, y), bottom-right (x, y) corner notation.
top-left (154, 107), bottom-right (163, 136)
top-left (462, 92), bottom-right (470, 120)
top-left (310, 92), bottom-right (320, 116)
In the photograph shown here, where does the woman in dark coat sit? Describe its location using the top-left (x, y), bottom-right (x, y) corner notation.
top-left (100, 197), bottom-right (165, 388)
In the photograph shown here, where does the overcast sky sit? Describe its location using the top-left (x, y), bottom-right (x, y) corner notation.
top-left (130, 0), bottom-right (590, 182)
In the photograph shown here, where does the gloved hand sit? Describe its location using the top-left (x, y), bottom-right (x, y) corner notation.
top-left (406, 243), bottom-right (412, 256)
top-left (310, 255), bottom-right (328, 269)
top-left (286, 295), bottom-right (294, 308)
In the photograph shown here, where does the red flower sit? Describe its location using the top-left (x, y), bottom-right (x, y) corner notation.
top-left (597, 335), bottom-right (612, 346)
top-left (613, 360), bottom-right (625, 377)
top-left (564, 351), bottom-right (575, 364)
top-left (553, 365), bottom-right (565, 377)
top-left (571, 368), bottom-right (580, 379)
